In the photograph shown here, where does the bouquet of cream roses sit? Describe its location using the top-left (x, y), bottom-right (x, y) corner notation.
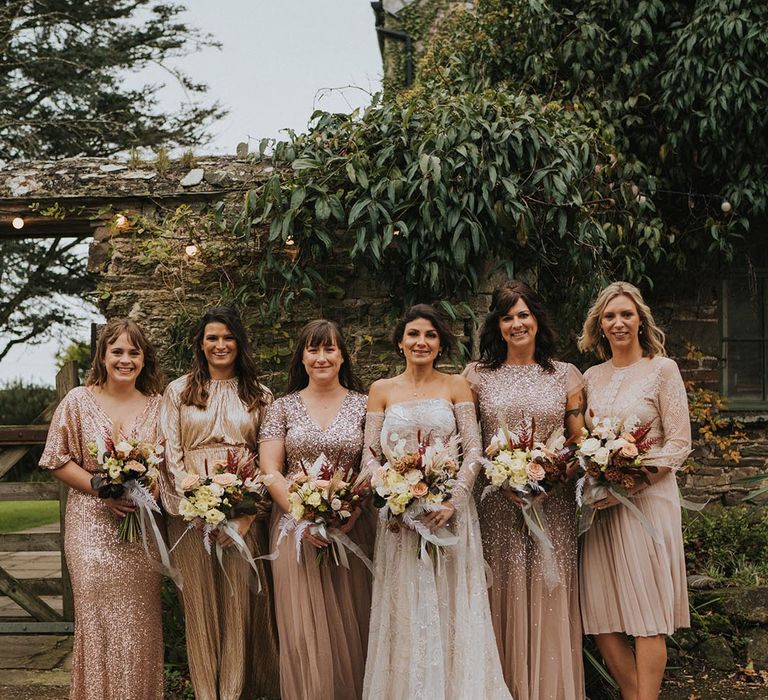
top-left (176, 449), bottom-right (270, 530)
top-left (87, 430), bottom-right (163, 542)
top-left (574, 412), bottom-right (662, 543)
top-left (371, 430), bottom-right (460, 560)
top-left (482, 417), bottom-right (574, 501)
top-left (279, 452), bottom-right (371, 569)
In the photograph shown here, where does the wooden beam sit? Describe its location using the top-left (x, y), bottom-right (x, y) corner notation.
top-left (0, 482), bottom-right (60, 501)
top-left (0, 425), bottom-right (49, 446)
top-left (0, 567), bottom-right (62, 622)
top-left (55, 361), bottom-right (79, 623)
top-left (0, 533), bottom-right (60, 551)
top-left (0, 447), bottom-right (31, 479)
top-left (0, 621), bottom-right (73, 634)
top-left (0, 577), bottom-right (62, 596)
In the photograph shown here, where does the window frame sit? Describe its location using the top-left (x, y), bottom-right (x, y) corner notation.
top-left (721, 274), bottom-right (768, 409)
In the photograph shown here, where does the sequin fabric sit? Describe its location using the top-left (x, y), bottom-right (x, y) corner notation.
top-left (259, 390), bottom-right (368, 478)
top-left (259, 390), bottom-right (374, 700)
top-left (39, 386), bottom-right (163, 700)
top-left (159, 375), bottom-right (280, 700)
top-left (464, 361), bottom-right (586, 700)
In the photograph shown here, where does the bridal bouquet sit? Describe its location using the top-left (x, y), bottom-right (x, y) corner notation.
top-left (371, 430), bottom-right (460, 560)
top-left (575, 412), bottom-right (662, 542)
top-left (279, 452), bottom-right (371, 569)
top-left (175, 448), bottom-right (272, 589)
top-left (482, 417), bottom-right (574, 500)
top-left (87, 431), bottom-right (163, 542)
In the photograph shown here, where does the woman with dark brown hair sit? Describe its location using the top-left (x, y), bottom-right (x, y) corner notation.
top-left (159, 306), bottom-right (279, 700)
top-left (39, 318), bottom-right (166, 699)
top-left (259, 319), bottom-right (374, 700)
top-left (463, 280), bottom-right (586, 700)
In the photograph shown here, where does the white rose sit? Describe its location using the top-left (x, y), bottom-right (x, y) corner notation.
top-left (578, 437), bottom-right (601, 456)
top-left (404, 469), bottom-right (422, 485)
top-left (593, 446), bottom-right (611, 466)
top-left (307, 492), bottom-right (322, 507)
top-left (114, 440), bottom-right (133, 459)
top-left (331, 498), bottom-right (342, 511)
top-left (208, 482), bottom-right (225, 498)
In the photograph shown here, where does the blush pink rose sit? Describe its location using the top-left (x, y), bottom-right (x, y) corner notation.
top-left (212, 472), bottom-right (238, 487)
top-left (526, 462), bottom-right (546, 482)
top-left (410, 482), bottom-right (428, 497)
top-left (180, 474), bottom-right (201, 491)
top-left (125, 459), bottom-right (146, 474)
top-left (620, 443), bottom-right (639, 458)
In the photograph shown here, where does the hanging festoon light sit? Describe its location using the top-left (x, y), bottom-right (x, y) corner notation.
top-left (12, 217), bottom-right (24, 230)
top-left (721, 200), bottom-right (732, 214)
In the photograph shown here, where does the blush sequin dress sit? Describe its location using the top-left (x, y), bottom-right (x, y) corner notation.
top-left (362, 399), bottom-right (511, 700)
top-left (259, 390), bottom-right (375, 700)
top-left (463, 361), bottom-right (586, 700)
top-left (580, 356), bottom-right (691, 636)
top-left (39, 386), bottom-right (163, 700)
top-left (159, 375), bottom-right (280, 700)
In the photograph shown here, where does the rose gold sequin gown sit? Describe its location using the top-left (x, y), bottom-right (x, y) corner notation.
top-left (580, 356), bottom-right (691, 636)
top-left (259, 391), bottom-right (375, 700)
top-left (463, 361), bottom-right (586, 700)
top-left (39, 386), bottom-right (163, 700)
top-left (159, 375), bottom-right (279, 700)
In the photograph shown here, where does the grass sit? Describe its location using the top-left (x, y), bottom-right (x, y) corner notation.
top-left (0, 500), bottom-right (59, 533)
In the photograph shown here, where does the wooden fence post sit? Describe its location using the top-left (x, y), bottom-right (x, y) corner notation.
top-left (56, 361), bottom-right (80, 623)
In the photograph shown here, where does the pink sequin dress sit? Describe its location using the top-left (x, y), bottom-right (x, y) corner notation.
top-left (580, 356), bottom-right (691, 636)
top-left (464, 361), bottom-right (586, 700)
top-left (259, 390), bottom-right (375, 700)
top-left (39, 386), bottom-right (163, 700)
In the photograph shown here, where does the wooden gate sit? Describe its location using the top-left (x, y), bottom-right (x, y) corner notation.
top-left (0, 361), bottom-right (78, 634)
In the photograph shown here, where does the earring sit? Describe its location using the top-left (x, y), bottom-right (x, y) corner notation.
top-left (398, 347), bottom-right (405, 357)
top-left (639, 325), bottom-right (644, 335)
top-left (437, 350), bottom-right (443, 359)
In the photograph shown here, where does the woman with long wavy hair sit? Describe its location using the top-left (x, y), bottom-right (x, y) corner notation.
top-left (578, 282), bottom-right (691, 700)
top-left (463, 280), bottom-right (586, 699)
top-left (159, 306), bottom-right (279, 700)
top-left (40, 319), bottom-right (166, 699)
top-left (259, 319), bottom-right (375, 700)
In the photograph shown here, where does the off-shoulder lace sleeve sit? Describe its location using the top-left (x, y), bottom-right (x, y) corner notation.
top-left (159, 382), bottom-right (185, 516)
top-left (39, 389), bottom-right (83, 470)
top-left (258, 397), bottom-right (286, 442)
top-left (565, 363), bottom-right (585, 396)
top-left (452, 401), bottom-right (484, 512)
top-left (644, 359), bottom-right (692, 471)
top-left (361, 411), bottom-right (384, 478)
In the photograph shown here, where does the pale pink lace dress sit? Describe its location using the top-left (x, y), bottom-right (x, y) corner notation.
top-left (580, 356), bottom-right (691, 636)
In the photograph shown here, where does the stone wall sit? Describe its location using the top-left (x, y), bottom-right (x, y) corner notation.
top-left (2, 155), bottom-right (764, 504)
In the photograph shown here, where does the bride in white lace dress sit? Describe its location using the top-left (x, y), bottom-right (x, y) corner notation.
top-left (362, 305), bottom-right (511, 700)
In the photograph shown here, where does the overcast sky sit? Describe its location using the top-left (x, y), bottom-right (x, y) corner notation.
top-left (0, 0), bottom-right (383, 385)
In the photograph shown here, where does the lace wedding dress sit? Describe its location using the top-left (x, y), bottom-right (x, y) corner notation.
top-left (362, 398), bottom-right (512, 700)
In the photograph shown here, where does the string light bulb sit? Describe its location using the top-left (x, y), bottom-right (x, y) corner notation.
top-left (12, 217), bottom-right (24, 230)
top-left (721, 200), bottom-right (732, 213)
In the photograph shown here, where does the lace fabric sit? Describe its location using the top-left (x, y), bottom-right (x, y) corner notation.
top-left (361, 398), bottom-right (511, 700)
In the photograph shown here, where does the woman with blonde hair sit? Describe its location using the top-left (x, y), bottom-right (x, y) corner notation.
top-left (578, 281), bottom-right (691, 700)
top-left (40, 319), bottom-right (166, 699)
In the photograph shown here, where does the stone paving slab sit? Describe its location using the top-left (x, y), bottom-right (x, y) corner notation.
top-left (0, 636), bottom-right (71, 671)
